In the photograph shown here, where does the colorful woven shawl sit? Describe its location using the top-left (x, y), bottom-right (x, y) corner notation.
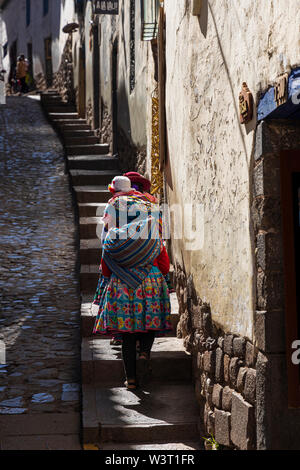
top-left (103, 192), bottom-right (163, 239)
top-left (102, 216), bottom-right (162, 290)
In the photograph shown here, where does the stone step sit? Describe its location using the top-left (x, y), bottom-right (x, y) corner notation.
top-left (82, 336), bottom-right (192, 385)
top-left (68, 156), bottom-right (119, 171)
top-left (63, 130), bottom-right (95, 139)
top-left (82, 382), bottom-right (199, 445)
top-left (64, 136), bottom-right (99, 146)
top-left (66, 144), bottom-right (110, 156)
top-left (46, 106), bottom-right (77, 114)
top-left (80, 217), bottom-right (104, 240)
top-left (42, 99), bottom-right (65, 107)
top-left (100, 442), bottom-right (201, 450)
top-left (70, 170), bottom-right (118, 186)
top-left (60, 123), bottom-right (91, 131)
top-left (81, 292), bottom-right (179, 338)
top-left (80, 264), bottom-right (100, 293)
top-left (79, 203), bottom-right (107, 218)
top-left (80, 239), bottom-right (102, 266)
top-left (54, 119), bottom-right (88, 126)
top-left (74, 186), bottom-right (111, 204)
top-left (49, 112), bottom-right (80, 120)
top-left (41, 93), bottom-right (61, 100)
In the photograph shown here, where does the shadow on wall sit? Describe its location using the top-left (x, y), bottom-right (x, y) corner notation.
top-left (197, 0), bottom-right (208, 38)
top-left (194, 0), bottom-right (257, 340)
top-left (115, 79), bottom-right (147, 175)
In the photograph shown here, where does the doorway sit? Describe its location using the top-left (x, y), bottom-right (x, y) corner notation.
top-left (280, 150), bottom-right (300, 406)
top-left (253, 120), bottom-right (300, 449)
top-left (78, 43), bottom-right (86, 118)
top-left (112, 38), bottom-right (118, 156)
top-left (9, 40), bottom-right (17, 86)
top-left (27, 43), bottom-right (34, 90)
top-left (44, 37), bottom-right (53, 88)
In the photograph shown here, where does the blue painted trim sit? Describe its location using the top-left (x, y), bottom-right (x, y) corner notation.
top-left (257, 67), bottom-right (300, 121)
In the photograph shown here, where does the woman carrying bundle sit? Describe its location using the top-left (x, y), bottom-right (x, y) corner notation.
top-left (93, 178), bottom-right (172, 390)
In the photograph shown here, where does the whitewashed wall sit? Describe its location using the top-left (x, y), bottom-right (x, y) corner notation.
top-left (163, 0), bottom-right (300, 340)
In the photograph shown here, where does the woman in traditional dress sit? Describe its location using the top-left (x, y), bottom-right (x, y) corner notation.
top-left (93, 178), bottom-right (172, 390)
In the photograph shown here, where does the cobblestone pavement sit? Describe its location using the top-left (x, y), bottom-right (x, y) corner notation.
top-left (0, 97), bottom-right (81, 449)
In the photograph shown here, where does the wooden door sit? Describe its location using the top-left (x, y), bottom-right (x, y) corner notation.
top-left (281, 150), bottom-right (300, 407)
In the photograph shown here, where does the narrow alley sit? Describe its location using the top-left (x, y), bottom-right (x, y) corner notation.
top-left (1, 0), bottom-right (300, 454)
top-left (0, 96), bottom-right (82, 450)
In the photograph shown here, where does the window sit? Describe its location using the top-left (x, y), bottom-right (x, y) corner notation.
top-left (26, 0), bottom-right (31, 26)
top-left (141, 0), bottom-right (160, 41)
top-left (43, 0), bottom-right (49, 16)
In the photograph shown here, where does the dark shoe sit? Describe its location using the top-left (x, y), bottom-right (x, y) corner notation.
top-left (124, 379), bottom-right (138, 390)
top-left (110, 338), bottom-right (122, 346)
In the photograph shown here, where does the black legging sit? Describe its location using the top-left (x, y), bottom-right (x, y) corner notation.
top-left (121, 331), bottom-right (156, 380)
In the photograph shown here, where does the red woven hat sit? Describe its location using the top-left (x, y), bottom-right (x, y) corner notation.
top-left (124, 172), bottom-right (151, 192)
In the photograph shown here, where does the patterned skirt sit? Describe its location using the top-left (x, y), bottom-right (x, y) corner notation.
top-left (93, 265), bottom-right (172, 335)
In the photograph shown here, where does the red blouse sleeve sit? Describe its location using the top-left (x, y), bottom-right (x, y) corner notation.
top-left (101, 258), bottom-right (112, 277)
top-left (155, 246), bottom-right (170, 276)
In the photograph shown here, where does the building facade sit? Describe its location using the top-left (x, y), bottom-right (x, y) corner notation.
top-left (0, 0), bottom-right (76, 93)
top-left (1, 0), bottom-right (300, 450)
top-left (75, 1), bottom-right (300, 448)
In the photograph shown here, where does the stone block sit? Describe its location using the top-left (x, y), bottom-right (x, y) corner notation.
top-left (253, 160), bottom-right (264, 197)
top-left (244, 369), bottom-right (256, 406)
top-left (255, 310), bottom-right (285, 353)
top-left (231, 392), bottom-right (255, 450)
top-left (203, 350), bottom-right (215, 376)
top-left (224, 354), bottom-right (230, 384)
top-left (207, 410), bottom-right (215, 435)
top-left (215, 410), bottom-right (231, 447)
top-left (229, 357), bottom-right (240, 389)
top-left (195, 379), bottom-right (202, 405)
top-left (245, 341), bottom-right (257, 368)
top-left (217, 337), bottom-right (224, 349)
top-left (253, 156), bottom-right (280, 200)
top-left (251, 196), bottom-right (282, 233)
top-left (256, 232), bottom-right (283, 272)
top-left (215, 347), bottom-right (224, 383)
top-left (233, 337), bottom-right (246, 359)
top-left (192, 305), bottom-right (202, 329)
top-left (224, 334), bottom-right (234, 356)
top-left (201, 307), bottom-right (212, 338)
top-left (212, 384), bottom-right (223, 409)
top-left (197, 352), bottom-right (203, 371)
top-left (254, 121), bottom-right (279, 162)
top-left (222, 386), bottom-right (233, 412)
top-left (237, 367), bottom-right (248, 393)
top-left (205, 378), bottom-right (213, 408)
top-left (256, 270), bottom-right (284, 311)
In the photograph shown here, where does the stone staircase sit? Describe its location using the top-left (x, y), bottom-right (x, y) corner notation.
top-left (41, 90), bottom-right (201, 451)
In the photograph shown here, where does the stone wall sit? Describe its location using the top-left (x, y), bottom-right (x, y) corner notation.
top-left (175, 263), bottom-right (257, 450)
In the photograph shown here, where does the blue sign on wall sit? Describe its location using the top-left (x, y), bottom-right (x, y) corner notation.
top-left (257, 68), bottom-right (300, 121)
